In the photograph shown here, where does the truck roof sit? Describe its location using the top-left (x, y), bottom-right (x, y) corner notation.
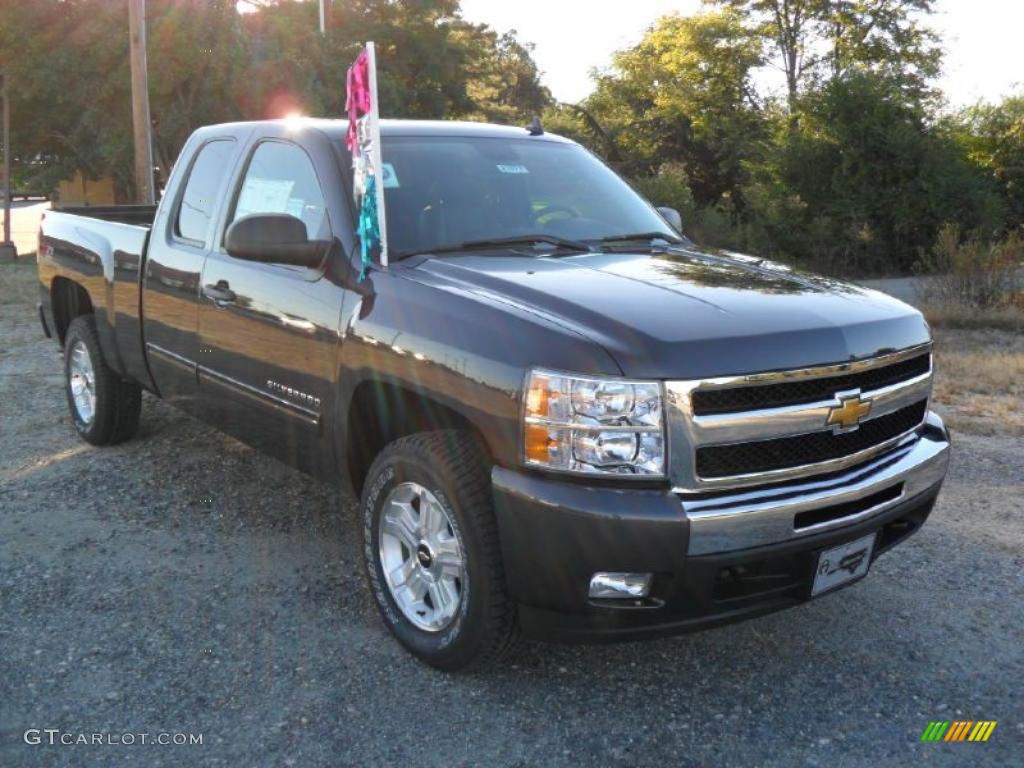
top-left (191, 118), bottom-right (574, 144)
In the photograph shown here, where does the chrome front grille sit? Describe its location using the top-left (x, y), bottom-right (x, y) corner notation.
top-left (666, 344), bottom-right (933, 493)
top-left (695, 399), bottom-right (928, 478)
top-left (690, 352), bottom-right (931, 415)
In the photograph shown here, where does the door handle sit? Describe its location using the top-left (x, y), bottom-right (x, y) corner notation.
top-left (203, 281), bottom-right (236, 304)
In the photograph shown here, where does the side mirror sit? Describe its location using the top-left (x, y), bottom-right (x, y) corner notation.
top-left (656, 206), bottom-right (683, 234)
top-left (225, 213), bottom-right (329, 268)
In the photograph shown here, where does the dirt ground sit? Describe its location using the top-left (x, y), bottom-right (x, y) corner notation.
top-left (1, 261), bottom-right (1022, 767)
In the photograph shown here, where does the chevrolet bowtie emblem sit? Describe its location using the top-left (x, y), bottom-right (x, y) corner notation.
top-left (826, 392), bottom-right (873, 432)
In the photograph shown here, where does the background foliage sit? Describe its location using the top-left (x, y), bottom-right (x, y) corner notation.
top-left (0, 0), bottom-right (549, 197)
top-left (547, 0), bottom-right (1021, 276)
top-left (1, 0), bottom-right (1021, 276)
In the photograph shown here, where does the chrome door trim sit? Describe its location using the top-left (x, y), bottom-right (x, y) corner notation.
top-left (146, 342), bottom-right (196, 374)
top-left (197, 365), bottom-right (321, 427)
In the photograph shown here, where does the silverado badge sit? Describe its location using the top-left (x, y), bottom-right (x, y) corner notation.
top-left (826, 392), bottom-right (872, 432)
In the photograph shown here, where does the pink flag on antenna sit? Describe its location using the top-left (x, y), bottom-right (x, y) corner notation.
top-left (346, 49), bottom-right (371, 153)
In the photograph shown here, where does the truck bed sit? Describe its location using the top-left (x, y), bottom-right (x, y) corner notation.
top-left (38, 208), bottom-right (153, 389)
top-left (53, 204), bottom-right (158, 227)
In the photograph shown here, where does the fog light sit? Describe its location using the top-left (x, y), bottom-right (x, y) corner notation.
top-left (589, 572), bottom-right (652, 599)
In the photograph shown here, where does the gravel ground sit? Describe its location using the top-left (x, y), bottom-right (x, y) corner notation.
top-left (1, 278), bottom-right (1022, 767)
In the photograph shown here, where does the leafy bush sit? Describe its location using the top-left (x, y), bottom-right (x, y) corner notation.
top-left (916, 225), bottom-right (1023, 310)
top-left (631, 163), bottom-right (697, 230)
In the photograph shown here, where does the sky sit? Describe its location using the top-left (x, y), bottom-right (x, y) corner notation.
top-left (459, 0), bottom-right (1024, 107)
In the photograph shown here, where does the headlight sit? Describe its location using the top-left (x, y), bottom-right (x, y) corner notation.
top-left (523, 369), bottom-right (665, 477)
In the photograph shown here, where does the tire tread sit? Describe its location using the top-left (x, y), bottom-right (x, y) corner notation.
top-left (367, 430), bottom-right (519, 670)
top-left (64, 315), bottom-right (142, 446)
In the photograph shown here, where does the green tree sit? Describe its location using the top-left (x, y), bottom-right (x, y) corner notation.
top-left (1, 0), bottom-right (134, 193)
top-left (583, 11), bottom-right (765, 208)
top-left (147, 0), bottom-right (248, 182)
top-left (710, 0), bottom-right (940, 111)
top-left (761, 72), bottom-right (1000, 273)
top-left (451, 23), bottom-right (550, 123)
top-left (240, 0), bottom-right (549, 121)
top-left (1, 0), bottom-right (550, 197)
top-left (950, 95), bottom-right (1024, 230)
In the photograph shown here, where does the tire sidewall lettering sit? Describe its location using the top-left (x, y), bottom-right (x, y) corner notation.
top-left (431, 487), bottom-right (469, 649)
top-left (363, 466), bottom-right (400, 627)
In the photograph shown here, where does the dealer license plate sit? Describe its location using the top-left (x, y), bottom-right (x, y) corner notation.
top-left (811, 533), bottom-right (876, 597)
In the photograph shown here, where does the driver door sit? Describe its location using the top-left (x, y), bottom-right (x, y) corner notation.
top-left (196, 136), bottom-right (344, 475)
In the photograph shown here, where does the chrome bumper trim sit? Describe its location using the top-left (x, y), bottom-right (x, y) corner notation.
top-left (680, 425), bottom-right (949, 555)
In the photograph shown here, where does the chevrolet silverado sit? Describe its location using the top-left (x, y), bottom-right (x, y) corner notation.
top-left (36, 119), bottom-right (950, 670)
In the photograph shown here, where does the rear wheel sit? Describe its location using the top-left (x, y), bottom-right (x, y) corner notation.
top-left (63, 315), bottom-right (141, 445)
top-left (361, 431), bottom-right (518, 671)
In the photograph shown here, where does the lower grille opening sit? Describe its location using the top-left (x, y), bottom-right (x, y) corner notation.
top-left (877, 517), bottom-right (920, 554)
top-left (696, 400), bottom-right (928, 478)
top-left (713, 558), bottom-right (802, 602)
top-left (793, 483), bottom-right (903, 530)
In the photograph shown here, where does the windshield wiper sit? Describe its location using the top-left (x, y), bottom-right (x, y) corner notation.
top-left (591, 231), bottom-right (686, 246)
top-left (399, 235), bottom-right (594, 259)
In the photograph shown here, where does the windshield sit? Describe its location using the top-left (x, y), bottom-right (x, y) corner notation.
top-left (376, 136), bottom-right (678, 257)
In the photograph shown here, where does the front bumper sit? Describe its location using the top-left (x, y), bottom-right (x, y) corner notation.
top-left (492, 413), bottom-right (950, 643)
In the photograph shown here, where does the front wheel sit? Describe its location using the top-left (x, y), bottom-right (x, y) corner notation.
top-left (361, 431), bottom-right (518, 671)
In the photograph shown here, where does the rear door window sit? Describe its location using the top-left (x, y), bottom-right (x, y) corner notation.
top-left (175, 139), bottom-right (236, 244)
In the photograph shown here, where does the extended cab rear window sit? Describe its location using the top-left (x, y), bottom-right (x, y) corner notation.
top-left (175, 139), bottom-right (236, 244)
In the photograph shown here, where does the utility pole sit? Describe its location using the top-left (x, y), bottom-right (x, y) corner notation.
top-left (319, 0), bottom-right (326, 35)
top-left (1, 71), bottom-right (14, 260)
top-left (128, 0), bottom-right (155, 205)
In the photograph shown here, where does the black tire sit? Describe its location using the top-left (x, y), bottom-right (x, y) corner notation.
top-left (63, 315), bottom-right (142, 446)
top-left (361, 431), bottom-right (519, 671)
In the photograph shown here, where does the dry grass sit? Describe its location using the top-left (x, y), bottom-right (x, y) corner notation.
top-left (0, 259), bottom-right (38, 307)
top-left (932, 327), bottom-right (1024, 437)
top-left (923, 302), bottom-right (1024, 333)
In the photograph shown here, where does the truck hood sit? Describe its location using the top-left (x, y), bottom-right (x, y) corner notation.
top-left (411, 247), bottom-right (930, 380)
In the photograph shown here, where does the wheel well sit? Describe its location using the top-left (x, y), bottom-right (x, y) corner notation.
top-left (51, 278), bottom-right (94, 345)
top-left (345, 381), bottom-right (489, 496)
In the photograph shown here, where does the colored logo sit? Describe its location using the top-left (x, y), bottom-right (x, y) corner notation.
top-left (826, 391), bottom-right (873, 432)
top-left (920, 721), bottom-right (997, 742)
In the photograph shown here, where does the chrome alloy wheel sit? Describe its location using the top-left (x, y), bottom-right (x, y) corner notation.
top-left (378, 482), bottom-right (466, 632)
top-left (68, 340), bottom-right (96, 425)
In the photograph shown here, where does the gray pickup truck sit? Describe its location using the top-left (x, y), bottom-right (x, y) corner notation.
top-left (37, 119), bottom-right (950, 670)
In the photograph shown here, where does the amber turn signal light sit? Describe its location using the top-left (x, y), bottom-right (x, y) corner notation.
top-left (524, 423), bottom-right (553, 463)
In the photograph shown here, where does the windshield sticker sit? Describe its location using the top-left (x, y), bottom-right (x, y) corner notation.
top-left (381, 162), bottom-right (400, 188)
top-left (496, 164), bottom-right (529, 174)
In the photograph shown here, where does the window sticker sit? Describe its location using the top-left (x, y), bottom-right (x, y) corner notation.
top-left (236, 178), bottom-right (295, 218)
top-left (381, 162), bottom-right (400, 188)
top-left (496, 164), bottom-right (529, 174)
